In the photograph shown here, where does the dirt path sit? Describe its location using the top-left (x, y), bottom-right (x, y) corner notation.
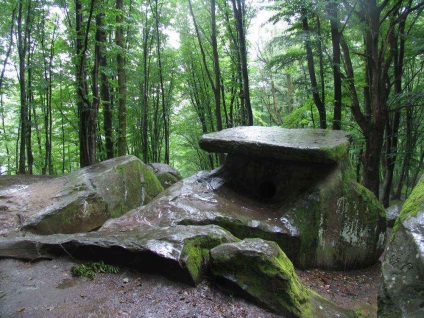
top-left (0, 257), bottom-right (281, 318)
top-left (297, 263), bottom-right (380, 317)
top-left (0, 256), bottom-right (381, 318)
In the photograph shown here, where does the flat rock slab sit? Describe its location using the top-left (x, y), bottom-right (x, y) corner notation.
top-left (0, 224), bottom-right (237, 285)
top-left (101, 172), bottom-right (301, 263)
top-left (199, 127), bottom-right (351, 164)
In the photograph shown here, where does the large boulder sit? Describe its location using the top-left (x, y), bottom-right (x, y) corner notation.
top-left (20, 155), bottom-right (164, 234)
top-left (148, 163), bottom-right (183, 189)
top-left (0, 224), bottom-right (237, 286)
top-left (378, 176), bottom-right (424, 318)
top-left (210, 238), bottom-right (356, 318)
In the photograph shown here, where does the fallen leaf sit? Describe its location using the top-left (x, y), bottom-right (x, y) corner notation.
top-left (17, 307), bottom-right (25, 313)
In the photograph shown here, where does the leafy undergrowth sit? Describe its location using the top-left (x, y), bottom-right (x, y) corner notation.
top-left (71, 261), bottom-right (120, 279)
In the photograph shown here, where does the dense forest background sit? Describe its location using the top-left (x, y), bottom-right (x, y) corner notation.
top-left (0, 0), bottom-right (423, 207)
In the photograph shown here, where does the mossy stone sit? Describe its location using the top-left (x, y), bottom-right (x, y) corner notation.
top-left (22, 155), bottom-right (164, 234)
top-left (393, 175), bottom-right (424, 234)
top-left (378, 175), bottom-right (424, 318)
top-left (210, 238), bottom-right (311, 317)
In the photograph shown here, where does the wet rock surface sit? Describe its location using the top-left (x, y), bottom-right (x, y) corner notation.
top-left (378, 177), bottom-right (424, 318)
top-left (0, 224), bottom-right (237, 286)
top-left (210, 238), bottom-right (356, 318)
top-left (0, 175), bottom-right (57, 236)
top-left (0, 128), bottom-right (390, 317)
top-left (385, 202), bottom-right (403, 228)
top-left (199, 126), bottom-right (351, 164)
top-left (105, 128), bottom-right (385, 270)
top-left (0, 156), bottom-right (164, 235)
top-left (148, 163), bottom-right (183, 189)
top-left (101, 171), bottom-right (301, 262)
top-left (210, 238), bottom-right (310, 318)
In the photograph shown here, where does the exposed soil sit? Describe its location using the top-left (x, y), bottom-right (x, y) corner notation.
top-left (296, 263), bottom-right (381, 317)
top-left (0, 256), bottom-right (381, 318)
top-left (0, 175), bottom-right (382, 317)
top-left (0, 257), bottom-right (282, 318)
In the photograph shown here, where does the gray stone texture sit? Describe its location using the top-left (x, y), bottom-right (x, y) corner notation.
top-left (378, 176), bottom-right (424, 318)
top-left (22, 155), bottom-right (164, 234)
top-left (148, 163), bottom-right (183, 189)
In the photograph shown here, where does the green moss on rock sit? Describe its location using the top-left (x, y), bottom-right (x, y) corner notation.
top-left (393, 175), bottom-right (424, 234)
top-left (141, 164), bottom-right (164, 203)
top-left (320, 142), bottom-right (350, 163)
top-left (210, 238), bottom-right (311, 317)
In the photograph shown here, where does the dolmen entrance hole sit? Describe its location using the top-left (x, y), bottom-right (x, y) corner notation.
top-left (258, 180), bottom-right (277, 200)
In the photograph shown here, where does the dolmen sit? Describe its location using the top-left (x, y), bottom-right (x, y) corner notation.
top-left (103, 126), bottom-right (386, 270)
top-left (0, 127), bottom-right (387, 317)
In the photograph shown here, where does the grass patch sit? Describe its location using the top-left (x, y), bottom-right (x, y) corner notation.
top-left (71, 261), bottom-right (120, 279)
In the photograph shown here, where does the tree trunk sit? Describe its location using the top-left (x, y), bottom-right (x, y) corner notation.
top-left (231, 0), bottom-right (253, 125)
top-left (211, 0), bottom-right (223, 132)
top-left (76, 0), bottom-right (97, 167)
top-left (0, 8), bottom-right (16, 174)
top-left (92, 12), bottom-right (101, 156)
top-left (382, 2), bottom-right (410, 207)
top-left (17, 0), bottom-right (29, 174)
top-left (301, 9), bottom-right (326, 129)
top-left (116, 0), bottom-right (127, 156)
top-left (154, 0), bottom-right (169, 164)
top-left (26, 30), bottom-right (33, 175)
top-left (141, 6), bottom-right (151, 163)
top-left (98, 11), bottom-right (113, 160)
top-left (326, 1), bottom-right (342, 130)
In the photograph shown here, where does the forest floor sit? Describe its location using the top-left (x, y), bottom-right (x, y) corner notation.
top-left (0, 256), bottom-right (381, 318)
top-left (0, 175), bottom-right (382, 317)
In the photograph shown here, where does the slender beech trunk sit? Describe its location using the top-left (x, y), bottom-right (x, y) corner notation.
top-left (211, 0), bottom-right (223, 132)
top-left (76, 0), bottom-right (96, 167)
top-left (0, 8), bottom-right (16, 174)
top-left (188, 0), bottom-right (222, 132)
top-left (327, 0), bottom-right (342, 130)
top-left (116, 0), bottom-right (127, 156)
top-left (17, 0), bottom-right (29, 174)
top-left (98, 11), bottom-right (113, 159)
top-left (301, 8), bottom-right (326, 129)
top-left (141, 6), bottom-right (151, 163)
top-left (153, 0), bottom-right (169, 164)
top-left (230, 0), bottom-right (253, 125)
